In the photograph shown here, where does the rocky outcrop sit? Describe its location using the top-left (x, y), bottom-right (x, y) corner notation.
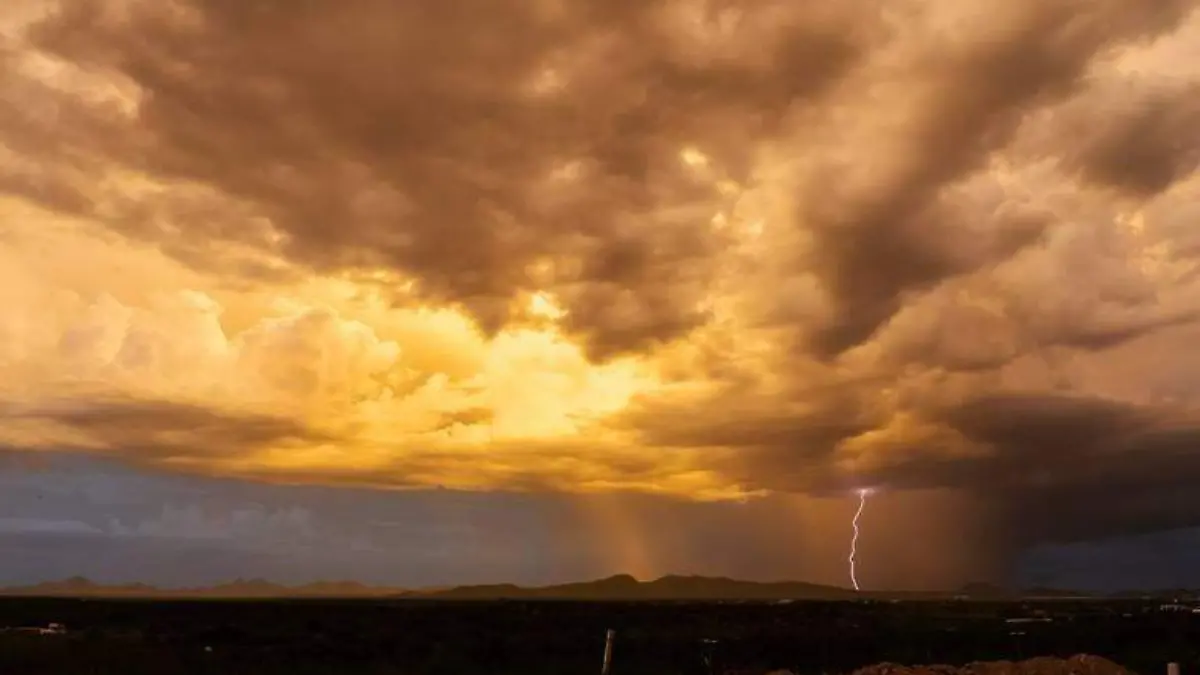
top-left (849, 655), bottom-right (1136, 675)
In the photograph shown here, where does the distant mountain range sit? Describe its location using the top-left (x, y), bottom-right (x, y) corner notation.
top-left (0, 576), bottom-right (406, 599)
top-left (0, 574), bottom-right (1117, 600)
top-left (415, 574), bottom-right (864, 601)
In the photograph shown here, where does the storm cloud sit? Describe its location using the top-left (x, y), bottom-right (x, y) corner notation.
top-left (3, 0), bottom-right (1200, 586)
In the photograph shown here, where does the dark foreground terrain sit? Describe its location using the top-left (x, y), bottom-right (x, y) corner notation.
top-left (1, 598), bottom-right (1198, 675)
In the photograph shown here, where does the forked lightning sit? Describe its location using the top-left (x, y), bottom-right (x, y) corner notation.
top-left (848, 488), bottom-right (872, 591)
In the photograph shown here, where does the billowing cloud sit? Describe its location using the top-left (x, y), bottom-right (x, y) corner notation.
top-left (3, 0), bottom-right (1200, 585)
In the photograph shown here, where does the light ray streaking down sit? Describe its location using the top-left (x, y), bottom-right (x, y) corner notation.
top-left (849, 488), bottom-right (872, 591)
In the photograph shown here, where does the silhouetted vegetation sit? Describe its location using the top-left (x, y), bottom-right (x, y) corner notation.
top-left (1, 598), bottom-right (1198, 675)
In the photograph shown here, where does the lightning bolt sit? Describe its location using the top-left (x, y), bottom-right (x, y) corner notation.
top-left (848, 488), bottom-right (871, 591)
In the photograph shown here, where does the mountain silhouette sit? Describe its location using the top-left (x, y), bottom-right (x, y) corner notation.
top-left (413, 574), bottom-right (863, 600)
top-left (0, 575), bottom-right (1098, 600)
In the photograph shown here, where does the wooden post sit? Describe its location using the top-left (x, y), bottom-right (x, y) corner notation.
top-left (1168, 663), bottom-right (1180, 675)
top-left (601, 629), bottom-right (616, 675)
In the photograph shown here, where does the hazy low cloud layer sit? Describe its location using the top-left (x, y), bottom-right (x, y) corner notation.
top-left (0, 455), bottom-right (1006, 589)
top-left (0, 455), bottom-right (1192, 591)
top-left (4, 0), bottom-right (1200, 584)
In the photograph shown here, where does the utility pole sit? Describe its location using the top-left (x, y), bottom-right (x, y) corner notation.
top-left (601, 629), bottom-right (616, 675)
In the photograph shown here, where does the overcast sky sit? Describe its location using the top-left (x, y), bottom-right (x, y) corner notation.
top-left (2, 0), bottom-right (1200, 590)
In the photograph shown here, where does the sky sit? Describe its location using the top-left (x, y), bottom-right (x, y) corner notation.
top-left (1, 0), bottom-right (1200, 591)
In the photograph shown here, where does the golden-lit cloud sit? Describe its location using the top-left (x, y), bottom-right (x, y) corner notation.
top-left (3, 0), bottom-right (1200, 558)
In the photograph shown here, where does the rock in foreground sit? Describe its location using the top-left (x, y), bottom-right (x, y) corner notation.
top-left (849, 655), bottom-right (1136, 675)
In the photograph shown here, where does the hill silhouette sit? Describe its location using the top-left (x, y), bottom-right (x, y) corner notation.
top-left (0, 574), bottom-right (1105, 600)
top-left (411, 574), bottom-right (861, 600)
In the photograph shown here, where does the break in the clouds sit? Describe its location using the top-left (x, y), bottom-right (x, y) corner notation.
top-left (3, 0), bottom-right (1200, 586)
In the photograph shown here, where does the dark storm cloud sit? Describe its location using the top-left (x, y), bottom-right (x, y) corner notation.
top-left (0, 39), bottom-right (120, 214)
top-left (1070, 83), bottom-right (1200, 196)
top-left (3, 398), bottom-right (329, 462)
top-left (620, 374), bottom-right (1200, 554)
top-left (22, 0), bottom-right (871, 359)
top-left (856, 393), bottom-right (1200, 546)
top-left (633, 385), bottom-right (870, 450)
top-left (619, 383), bottom-right (878, 494)
top-left (798, 0), bottom-right (1197, 356)
top-left (684, 387), bottom-right (1200, 562)
top-left (1049, 309), bottom-right (1200, 352)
